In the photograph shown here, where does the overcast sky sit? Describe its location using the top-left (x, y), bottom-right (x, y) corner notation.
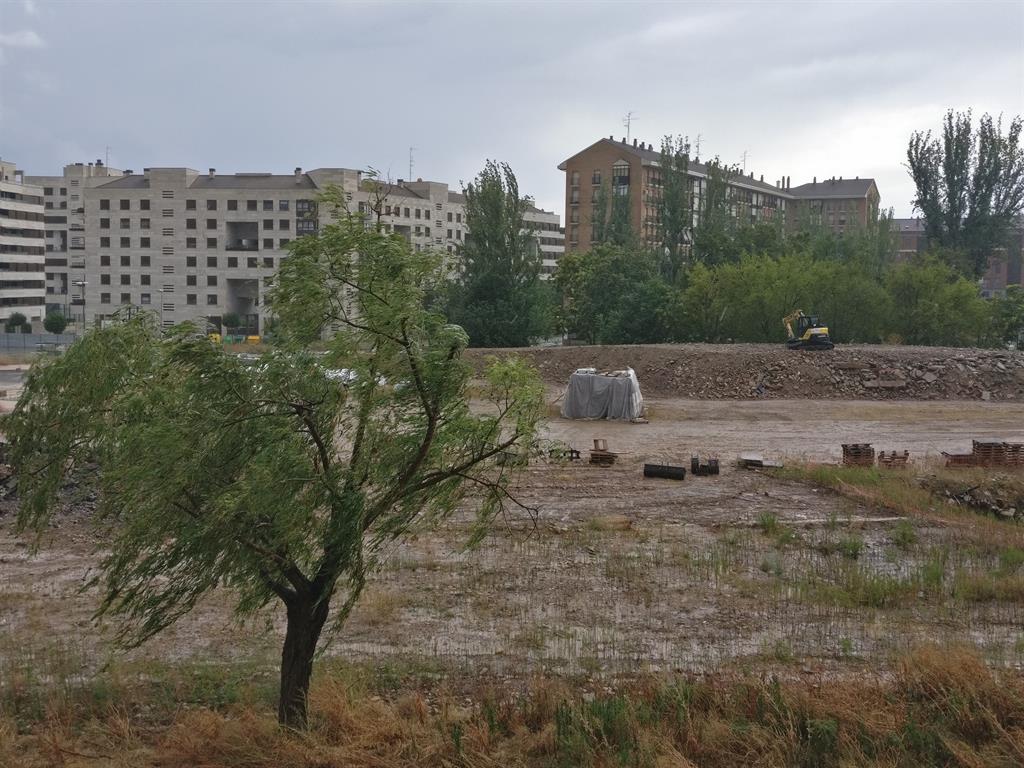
top-left (2, 0), bottom-right (1022, 218)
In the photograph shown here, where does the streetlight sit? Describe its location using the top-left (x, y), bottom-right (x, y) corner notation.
top-left (72, 280), bottom-right (87, 334)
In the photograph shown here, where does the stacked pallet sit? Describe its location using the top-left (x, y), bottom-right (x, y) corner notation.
top-left (878, 450), bottom-right (910, 468)
top-left (589, 438), bottom-right (617, 467)
top-left (842, 443), bottom-right (875, 467)
top-left (944, 441), bottom-right (1024, 468)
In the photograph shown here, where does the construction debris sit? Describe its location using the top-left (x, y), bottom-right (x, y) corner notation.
top-left (737, 453), bottom-right (784, 469)
top-left (643, 464), bottom-right (686, 480)
top-left (877, 450), bottom-right (910, 469)
top-left (589, 438), bottom-right (617, 467)
top-left (690, 456), bottom-right (720, 476)
top-left (944, 440), bottom-right (1024, 468)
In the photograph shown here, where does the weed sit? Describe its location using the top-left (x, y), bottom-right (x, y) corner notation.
top-left (892, 519), bottom-right (917, 551)
top-left (838, 535), bottom-right (865, 560)
top-left (838, 637), bottom-right (855, 659)
top-left (757, 511), bottom-right (781, 536)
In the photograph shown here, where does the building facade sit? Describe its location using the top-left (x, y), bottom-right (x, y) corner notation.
top-left (0, 160), bottom-right (46, 330)
top-left (558, 136), bottom-right (879, 251)
top-left (21, 163), bottom-right (562, 333)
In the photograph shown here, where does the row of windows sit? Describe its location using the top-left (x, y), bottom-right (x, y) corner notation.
top-left (100, 198), bottom-right (298, 212)
top-left (99, 292), bottom-right (220, 306)
top-left (97, 236), bottom-right (291, 250)
top-left (99, 273), bottom-right (229, 287)
top-left (100, 217), bottom-right (293, 231)
top-left (98, 255), bottom-right (279, 270)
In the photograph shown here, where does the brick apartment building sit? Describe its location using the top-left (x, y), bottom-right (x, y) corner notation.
top-left (25, 163), bottom-right (562, 333)
top-left (558, 136), bottom-right (879, 252)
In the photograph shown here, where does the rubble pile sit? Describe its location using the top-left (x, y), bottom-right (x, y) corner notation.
top-left (470, 344), bottom-right (1024, 401)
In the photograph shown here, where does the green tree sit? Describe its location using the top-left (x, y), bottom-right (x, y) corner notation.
top-left (658, 135), bottom-right (692, 283)
top-left (43, 312), bottom-right (68, 335)
top-left (989, 284), bottom-right (1024, 347)
top-left (8, 205), bottom-right (545, 729)
top-left (555, 245), bottom-right (679, 344)
top-left (907, 110), bottom-right (1024, 277)
top-left (692, 159), bottom-right (740, 266)
top-left (222, 312), bottom-right (242, 332)
top-left (885, 254), bottom-right (989, 345)
top-left (447, 160), bottom-right (547, 346)
top-left (4, 311), bottom-right (28, 333)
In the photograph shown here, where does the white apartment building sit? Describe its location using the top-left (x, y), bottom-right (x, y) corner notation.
top-left (0, 160), bottom-right (46, 330)
top-left (22, 163), bottom-right (563, 334)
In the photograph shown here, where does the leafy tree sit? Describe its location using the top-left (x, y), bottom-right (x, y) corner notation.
top-left (8, 206), bottom-right (545, 729)
top-left (907, 110), bottom-right (1024, 277)
top-left (447, 160), bottom-right (547, 347)
top-left (989, 285), bottom-right (1024, 347)
top-left (658, 135), bottom-right (692, 283)
top-left (692, 159), bottom-right (740, 266)
top-left (43, 312), bottom-right (68, 335)
top-left (555, 245), bottom-right (679, 344)
top-left (885, 254), bottom-right (989, 345)
top-left (222, 312), bottom-right (242, 331)
top-left (4, 311), bottom-right (28, 333)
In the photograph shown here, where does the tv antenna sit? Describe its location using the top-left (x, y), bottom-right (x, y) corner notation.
top-left (408, 146), bottom-right (415, 180)
top-left (623, 111), bottom-right (638, 141)
top-left (741, 150), bottom-right (750, 173)
top-left (694, 134), bottom-right (703, 159)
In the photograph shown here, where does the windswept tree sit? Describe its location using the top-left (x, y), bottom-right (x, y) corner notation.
top-left (8, 199), bottom-right (545, 729)
top-left (907, 110), bottom-right (1024, 277)
top-left (446, 160), bottom-right (547, 347)
top-left (692, 158), bottom-right (740, 266)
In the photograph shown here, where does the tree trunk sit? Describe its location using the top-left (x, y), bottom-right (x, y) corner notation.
top-left (278, 595), bottom-right (330, 728)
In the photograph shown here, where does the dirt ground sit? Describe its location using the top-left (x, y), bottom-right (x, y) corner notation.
top-left (2, 396), bottom-right (1023, 688)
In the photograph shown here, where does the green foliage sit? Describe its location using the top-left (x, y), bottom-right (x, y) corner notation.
top-left (885, 254), bottom-right (991, 345)
top-left (221, 312), bottom-right (242, 330)
top-left (658, 135), bottom-right (692, 283)
top-left (989, 285), bottom-right (1024, 346)
top-left (445, 160), bottom-right (547, 347)
top-left (907, 110), bottom-right (1024, 277)
top-left (692, 158), bottom-right (739, 266)
top-left (555, 245), bottom-right (681, 344)
top-left (42, 312), bottom-right (68, 335)
top-left (4, 311), bottom-right (28, 332)
top-left (8, 205), bottom-right (545, 727)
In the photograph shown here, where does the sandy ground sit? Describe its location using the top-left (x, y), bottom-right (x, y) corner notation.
top-left (2, 397), bottom-right (1023, 684)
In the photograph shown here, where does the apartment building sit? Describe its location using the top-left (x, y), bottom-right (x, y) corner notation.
top-left (0, 160), bottom-right (46, 330)
top-left (21, 163), bottom-right (562, 333)
top-left (559, 136), bottom-right (880, 251)
top-left (892, 217), bottom-right (1024, 297)
top-left (788, 177), bottom-right (880, 233)
top-left (26, 160), bottom-right (124, 322)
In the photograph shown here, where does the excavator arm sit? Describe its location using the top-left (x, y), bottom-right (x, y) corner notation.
top-left (782, 309), bottom-right (804, 339)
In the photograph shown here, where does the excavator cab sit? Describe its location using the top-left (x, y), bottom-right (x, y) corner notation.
top-left (783, 310), bottom-right (834, 350)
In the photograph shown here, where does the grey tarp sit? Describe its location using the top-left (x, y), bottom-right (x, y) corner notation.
top-left (560, 368), bottom-right (644, 421)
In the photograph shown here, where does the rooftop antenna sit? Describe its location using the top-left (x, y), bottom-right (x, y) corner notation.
top-left (694, 133), bottom-right (703, 159)
top-left (741, 149), bottom-right (750, 173)
top-left (105, 145), bottom-right (110, 166)
top-left (408, 146), bottom-right (415, 180)
top-left (623, 111), bottom-right (637, 141)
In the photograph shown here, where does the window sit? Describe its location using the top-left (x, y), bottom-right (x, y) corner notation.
top-left (141, 273), bottom-right (151, 285)
top-left (100, 274), bottom-right (111, 285)
top-left (263, 238), bottom-right (273, 250)
top-left (278, 199), bottom-right (289, 211)
top-left (120, 255), bottom-right (130, 267)
top-left (186, 199), bottom-right (197, 210)
top-left (101, 293), bottom-right (111, 304)
top-left (415, 209), bottom-right (421, 219)
top-left (120, 199), bottom-right (130, 210)
top-left (100, 254), bottom-right (110, 266)
top-left (447, 229), bottom-right (452, 239)
top-left (262, 219), bottom-right (273, 230)
top-left (187, 275), bottom-right (197, 286)
top-left (592, 170), bottom-right (602, 185)
top-left (247, 257), bottom-right (258, 268)
top-left (207, 294), bottom-right (218, 305)
top-left (44, 187), bottom-right (53, 195)
top-left (455, 230), bottom-right (462, 240)
top-left (100, 218), bottom-right (110, 229)
top-left (141, 293), bottom-right (151, 305)
top-left (207, 199), bottom-right (217, 211)
top-left (263, 200), bottom-right (273, 211)
top-left (247, 200), bottom-right (257, 211)
top-left (263, 256), bottom-right (274, 268)
top-left (206, 218), bottom-right (217, 230)
top-left (207, 256), bottom-right (217, 268)
top-left (227, 199), bottom-right (238, 211)
top-left (141, 218), bottom-right (151, 229)
top-left (456, 213), bottom-right (462, 223)
top-left (140, 199), bottom-right (150, 211)
top-left (425, 227), bottom-right (430, 236)
top-left (120, 274), bottom-right (130, 285)
top-left (279, 238), bottom-right (289, 248)
top-left (120, 293), bottom-right (131, 304)
top-left (447, 212), bottom-right (453, 222)
top-left (186, 256), bottom-right (197, 268)
top-left (279, 219), bottom-right (290, 230)
top-left (404, 207), bottom-right (410, 217)
top-left (227, 256), bottom-right (238, 268)
top-left (100, 199), bottom-right (110, 210)
top-left (141, 255), bottom-right (151, 268)
top-left (571, 170), bottom-right (580, 186)
top-left (100, 237), bottom-right (110, 247)
top-left (120, 218), bottom-right (130, 229)
top-left (187, 294), bottom-right (197, 305)
top-left (207, 275), bottom-right (217, 286)
top-left (206, 237), bottom-right (217, 248)
top-left (186, 237), bottom-right (196, 248)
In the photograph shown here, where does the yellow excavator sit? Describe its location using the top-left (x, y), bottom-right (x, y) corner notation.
top-left (783, 310), bottom-right (834, 350)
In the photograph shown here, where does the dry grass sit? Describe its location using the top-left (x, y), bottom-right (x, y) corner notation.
top-left (3, 647), bottom-right (1024, 767)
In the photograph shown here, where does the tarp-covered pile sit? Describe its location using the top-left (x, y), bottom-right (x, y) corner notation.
top-left (560, 367), bottom-right (645, 421)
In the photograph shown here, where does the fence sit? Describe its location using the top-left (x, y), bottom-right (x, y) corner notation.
top-left (0, 332), bottom-right (79, 350)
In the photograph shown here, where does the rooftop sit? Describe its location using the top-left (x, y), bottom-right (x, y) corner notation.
top-left (788, 177), bottom-right (877, 199)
